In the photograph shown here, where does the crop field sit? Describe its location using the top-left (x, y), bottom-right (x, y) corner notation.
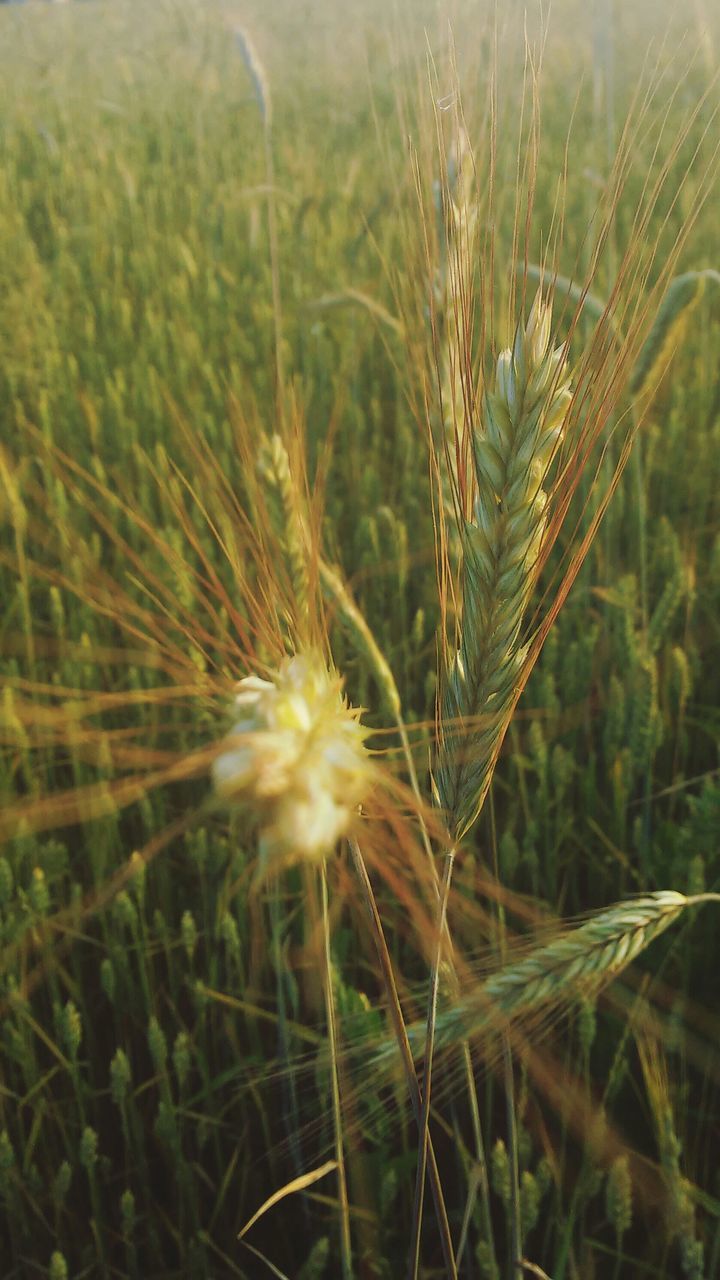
top-left (1, 1), bottom-right (719, 1277)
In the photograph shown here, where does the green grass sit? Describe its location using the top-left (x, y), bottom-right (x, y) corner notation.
top-left (1, 1), bottom-right (720, 1277)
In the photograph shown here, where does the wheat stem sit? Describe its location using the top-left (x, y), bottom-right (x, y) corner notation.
top-left (432, 128), bottom-right (478, 569)
top-left (320, 863), bottom-right (353, 1280)
top-left (490, 789), bottom-right (521, 1280)
top-left (408, 851), bottom-right (455, 1280)
top-left (348, 839), bottom-right (458, 1280)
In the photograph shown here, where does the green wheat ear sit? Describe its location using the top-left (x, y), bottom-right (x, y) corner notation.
top-left (435, 291), bottom-right (573, 843)
top-left (377, 891), bottom-right (720, 1061)
top-left (257, 432), bottom-right (310, 620)
top-left (628, 268), bottom-right (720, 400)
top-left (629, 272), bottom-right (706, 399)
top-left (525, 265), bottom-right (720, 405)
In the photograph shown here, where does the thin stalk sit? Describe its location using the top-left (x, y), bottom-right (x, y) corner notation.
top-left (408, 851), bottom-right (455, 1280)
top-left (632, 424), bottom-right (648, 631)
top-left (397, 715), bottom-right (435, 868)
top-left (264, 126), bottom-right (284, 420)
top-left (398, 720), bottom-right (494, 1270)
top-left (398, 716), bottom-right (494, 1269)
top-left (349, 838), bottom-right (458, 1280)
top-left (612, 1243), bottom-right (623, 1280)
top-left (631, 412), bottom-right (653, 880)
top-left (317, 555), bottom-right (489, 1260)
top-left (320, 863), bottom-right (353, 1280)
top-left (269, 884), bottom-right (306, 1191)
top-left (457, 1039), bottom-right (496, 1272)
top-left (233, 27), bottom-right (283, 416)
top-left (503, 1039), bottom-right (521, 1279)
top-left (13, 518), bottom-right (36, 679)
top-left (490, 792), bottom-right (521, 1279)
top-left (393, 701), bottom-right (492, 1262)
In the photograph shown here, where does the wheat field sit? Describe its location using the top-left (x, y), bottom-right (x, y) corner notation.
top-left (1, 1), bottom-right (720, 1277)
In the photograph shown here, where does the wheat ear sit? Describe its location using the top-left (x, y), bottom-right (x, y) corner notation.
top-left (395, 892), bottom-right (718, 1059)
top-left (233, 27), bottom-right (283, 411)
top-left (433, 129), bottom-right (478, 556)
top-left (257, 434), bottom-right (310, 620)
top-left (628, 270), bottom-right (720, 399)
top-left (435, 292), bottom-right (572, 841)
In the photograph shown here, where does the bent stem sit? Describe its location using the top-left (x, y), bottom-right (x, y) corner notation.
top-left (348, 838), bottom-right (458, 1280)
top-left (320, 862), bottom-right (353, 1280)
top-left (318, 560), bottom-right (435, 869)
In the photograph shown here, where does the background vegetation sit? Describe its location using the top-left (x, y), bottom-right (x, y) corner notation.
top-left (1, 1), bottom-right (719, 1277)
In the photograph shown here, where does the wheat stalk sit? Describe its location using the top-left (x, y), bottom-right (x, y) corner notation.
top-left (435, 291), bottom-right (572, 842)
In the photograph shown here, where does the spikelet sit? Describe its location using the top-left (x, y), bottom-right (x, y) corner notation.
top-left (629, 653), bottom-right (659, 772)
top-left (436, 292), bottom-right (573, 841)
top-left (212, 652), bottom-right (372, 877)
top-left (49, 1255), bottom-right (68, 1280)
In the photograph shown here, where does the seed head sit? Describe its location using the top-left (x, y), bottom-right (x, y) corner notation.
top-left (212, 651), bottom-right (372, 875)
